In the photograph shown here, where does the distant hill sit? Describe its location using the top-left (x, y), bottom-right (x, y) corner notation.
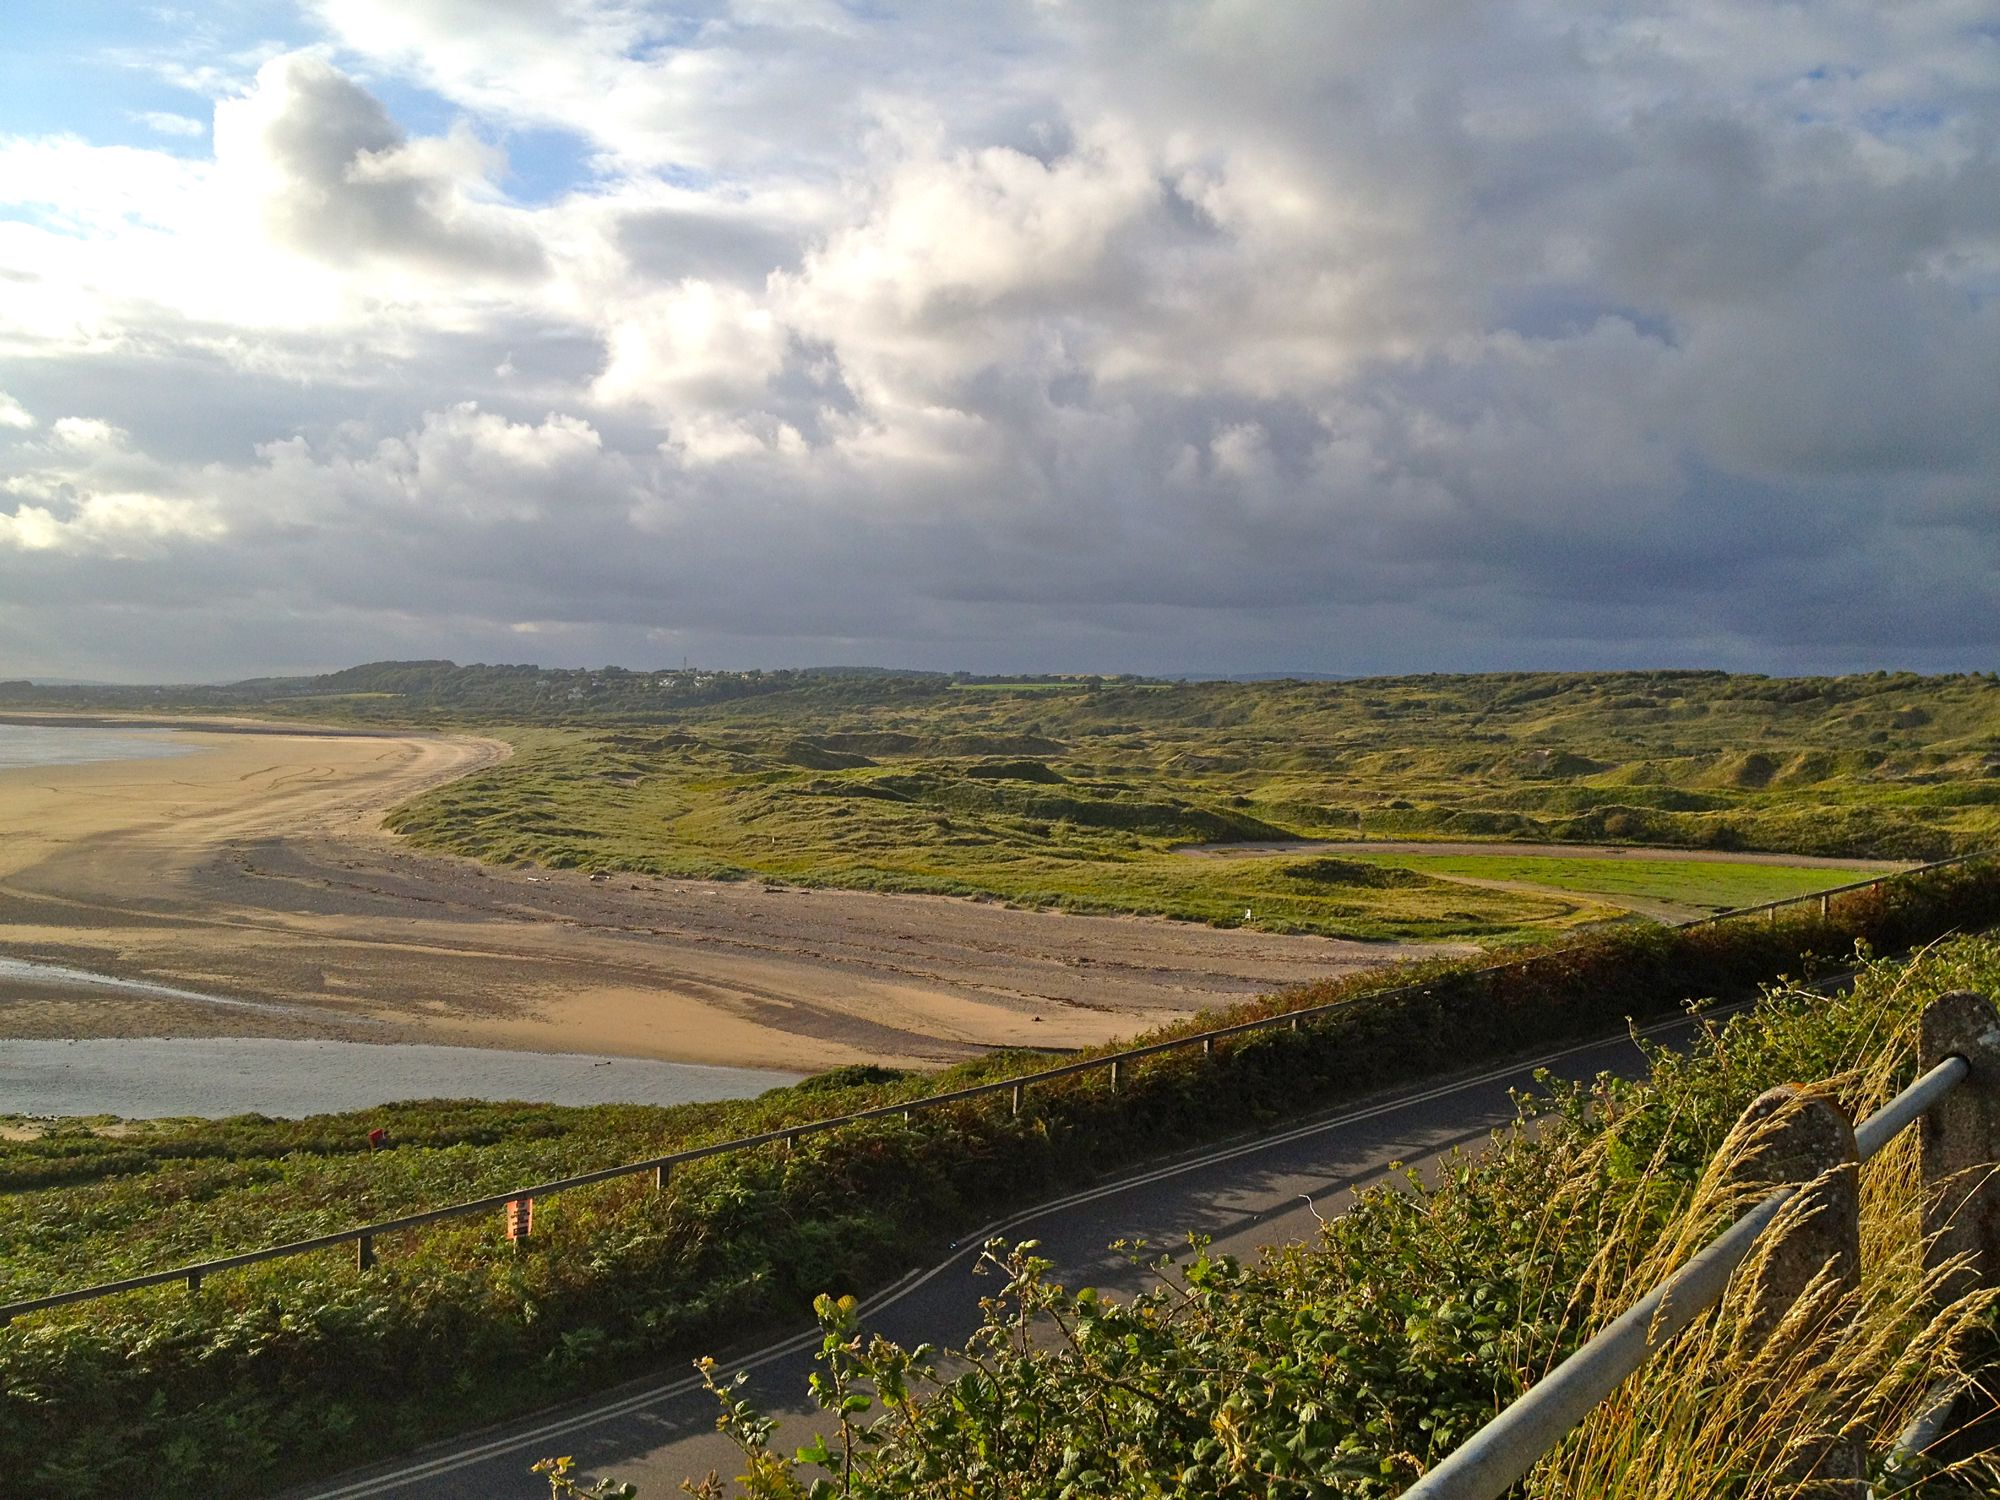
top-left (1216, 671), bottom-right (1355, 682)
top-left (0, 659), bottom-right (960, 724)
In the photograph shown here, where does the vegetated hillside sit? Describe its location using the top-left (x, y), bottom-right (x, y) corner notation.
top-left (696, 938), bottom-right (2000, 1499)
top-left (10, 665), bottom-right (2000, 932)
top-left (0, 660), bottom-right (990, 723)
top-left (5, 860), bottom-right (1998, 1500)
top-left (375, 669), bottom-right (2000, 936)
top-left (380, 727), bottom-right (1572, 939)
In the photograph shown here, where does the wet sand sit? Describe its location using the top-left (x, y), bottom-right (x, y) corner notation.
top-left (0, 720), bottom-right (1458, 1073)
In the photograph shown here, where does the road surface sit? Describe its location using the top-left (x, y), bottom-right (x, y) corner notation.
top-left (282, 1004), bottom-right (1729, 1500)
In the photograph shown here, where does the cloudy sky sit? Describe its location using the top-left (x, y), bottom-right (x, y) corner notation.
top-left (1, 2), bottom-right (1996, 681)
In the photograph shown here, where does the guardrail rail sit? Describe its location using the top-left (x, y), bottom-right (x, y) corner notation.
top-left (1404, 988), bottom-right (2000, 1497)
top-left (1, 845), bottom-right (1992, 1329)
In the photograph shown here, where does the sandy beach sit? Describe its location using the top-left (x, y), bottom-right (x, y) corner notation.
top-left (0, 719), bottom-right (1454, 1073)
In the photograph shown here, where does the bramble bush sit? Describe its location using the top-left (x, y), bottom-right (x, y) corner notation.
top-left (688, 938), bottom-right (2000, 1498)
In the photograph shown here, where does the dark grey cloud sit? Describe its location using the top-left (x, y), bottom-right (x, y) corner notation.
top-left (1, 2), bottom-right (1997, 681)
top-left (215, 52), bottom-right (547, 276)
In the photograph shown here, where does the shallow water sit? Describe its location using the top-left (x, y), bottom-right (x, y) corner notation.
top-left (0, 1037), bottom-right (801, 1119)
top-left (0, 722), bottom-right (195, 769)
top-left (0, 721), bottom-right (805, 1116)
top-left (0, 955), bottom-right (325, 1022)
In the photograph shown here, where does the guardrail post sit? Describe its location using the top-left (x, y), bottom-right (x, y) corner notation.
top-left (1010, 1083), bottom-right (1023, 1117)
top-left (1109, 1059), bottom-right (1121, 1092)
top-left (1727, 1086), bottom-right (1863, 1495)
top-left (1202, 1036), bottom-right (1213, 1058)
top-left (356, 1234), bottom-right (375, 1273)
top-left (1819, 893), bottom-right (1831, 919)
top-left (1921, 991), bottom-right (2000, 1306)
top-left (654, 1162), bottom-right (671, 1191)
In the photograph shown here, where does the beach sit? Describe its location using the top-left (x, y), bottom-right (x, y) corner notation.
top-left (0, 718), bottom-right (1451, 1074)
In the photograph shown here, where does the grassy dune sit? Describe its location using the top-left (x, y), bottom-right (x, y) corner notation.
top-left (1345, 851), bottom-right (1896, 912)
top-left (383, 729), bottom-right (1576, 939)
top-left (11, 664), bottom-right (1997, 937)
top-left (371, 668), bottom-right (2000, 939)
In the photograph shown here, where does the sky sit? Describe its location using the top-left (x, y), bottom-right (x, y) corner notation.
top-left (0, 2), bottom-right (1996, 682)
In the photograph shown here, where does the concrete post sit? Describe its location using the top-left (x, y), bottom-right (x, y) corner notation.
top-left (1727, 1085), bottom-right (1863, 1497)
top-left (1202, 1037), bottom-right (1213, 1058)
top-left (1011, 1083), bottom-right (1023, 1117)
top-left (1921, 991), bottom-right (2000, 1306)
top-left (1109, 1059), bottom-right (1121, 1092)
top-left (654, 1161), bottom-right (671, 1191)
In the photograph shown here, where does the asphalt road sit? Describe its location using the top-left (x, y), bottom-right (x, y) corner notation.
top-left (286, 1010), bottom-right (1724, 1500)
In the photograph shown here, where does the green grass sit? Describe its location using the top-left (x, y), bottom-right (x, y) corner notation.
top-left (8, 857), bottom-right (2000, 1499)
top-left (694, 936), bottom-right (2000, 1499)
top-left (945, 681), bottom-right (1095, 693)
top-left (1345, 852), bottom-right (1896, 912)
top-left (18, 664), bottom-right (2000, 939)
top-left (382, 729), bottom-right (1581, 940)
top-left (380, 662), bottom-right (2000, 940)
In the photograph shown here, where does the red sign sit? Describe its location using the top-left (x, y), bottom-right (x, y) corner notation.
top-left (506, 1197), bottom-right (533, 1241)
top-left (367, 1128), bottom-right (387, 1150)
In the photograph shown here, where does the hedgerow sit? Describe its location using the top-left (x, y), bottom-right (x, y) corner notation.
top-left (4, 859), bottom-right (1999, 1497)
top-left (691, 938), bottom-right (2000, 1497)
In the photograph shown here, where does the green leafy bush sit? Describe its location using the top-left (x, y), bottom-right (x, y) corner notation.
top-left (691, 938), bottom-right (2000, 1498)
top-left (5, 860), bottom-right (2000, 1497)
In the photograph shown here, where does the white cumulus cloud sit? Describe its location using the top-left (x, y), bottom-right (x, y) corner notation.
top-left (0, 2), bottom-right (1996, 680)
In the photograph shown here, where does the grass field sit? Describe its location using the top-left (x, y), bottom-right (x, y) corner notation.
top-left (1343, 852), bottom-right (1896, 913)
top-left (15, 664), bottom-right (2000, 941)
top-left (945, 680), bottom-right (1096, 693)
top-left (372, 667), bottom-right (2000, 940)
top-left (382, 729), bottom-right (1581, 939)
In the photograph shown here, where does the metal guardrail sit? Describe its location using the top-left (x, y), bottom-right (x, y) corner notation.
top-left (1403, 1039), bottom-right (1988, 1498)
top-left (1671, 849), bottom-right (1987, 929)
top-left (1, 845), bottom-right (1991, 1328)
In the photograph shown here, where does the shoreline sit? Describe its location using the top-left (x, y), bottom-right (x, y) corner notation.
top-left (0, 1035), bottom-right (800, 1120)
top-left (0, 709), bottom-right (401, 736)
top-left (0, 724), bottom-right (1456, 1074)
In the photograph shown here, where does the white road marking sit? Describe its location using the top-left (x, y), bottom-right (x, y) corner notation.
top-left (295, 1006), bottom-right (1727, 1498)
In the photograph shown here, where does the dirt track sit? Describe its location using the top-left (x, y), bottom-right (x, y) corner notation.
top-left (1175, 837), bottom-right (1906, 922)
top-left (1175, 838), bottom-right (1906, 869)
top-left (0, 726), bottom-right (1459, 1071)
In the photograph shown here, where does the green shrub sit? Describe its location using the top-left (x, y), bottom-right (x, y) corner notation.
top-left (4, 859), bottom-right (1999, 1498)
top-left (691, 937), bottom-right (2000, 1498)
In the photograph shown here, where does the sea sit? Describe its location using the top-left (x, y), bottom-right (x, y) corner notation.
top-left (0, 1038), bottom-right (798, 1119)
top-left (0, 720), bottom-right (197, 768)
top-left (0, 722), bottom-right (802, 1117)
